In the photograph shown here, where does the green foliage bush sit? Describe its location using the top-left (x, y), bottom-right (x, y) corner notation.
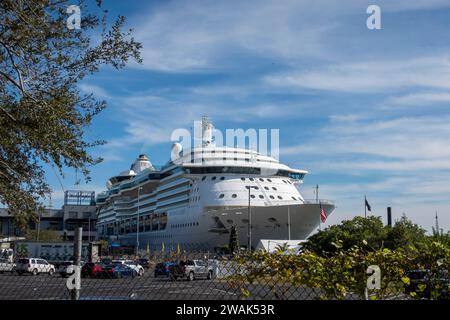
top-left (230, 217), bottom-right (450, 300)
top-left (304, 216), bottom-right (428, 255)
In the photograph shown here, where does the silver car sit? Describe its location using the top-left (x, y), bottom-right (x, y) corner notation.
top-left (169, 259), bottom-right (214, 281)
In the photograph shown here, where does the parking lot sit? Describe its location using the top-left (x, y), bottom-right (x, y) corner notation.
top-left (0, 270), bottom-right (321, 300)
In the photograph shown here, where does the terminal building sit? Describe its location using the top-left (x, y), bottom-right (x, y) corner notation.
top-left (0, 190), bottom-right (97, 242)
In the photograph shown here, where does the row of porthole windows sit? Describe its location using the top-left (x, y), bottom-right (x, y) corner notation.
top-left (200, 176), bottom-right (292, 184)
top-left (202, 176), bottom-right (226, 181)
top-left (171, 222), bottom-right (199, 229)
top-left (243, 185), bottom-right (278, 191)
top-left (241, 177), bottom-right (273, 183)
top-left (242, 177), bottom-right (292, 184)
top-left (218, 193), bottom-right (302, 201)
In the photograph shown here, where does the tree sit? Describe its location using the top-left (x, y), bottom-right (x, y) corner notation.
top-left (0, 0), bottom-right (142, 227)
top-left (304, 216), bottom-right (388, 255)
top-left (385, 216), bottom-right (427, 250)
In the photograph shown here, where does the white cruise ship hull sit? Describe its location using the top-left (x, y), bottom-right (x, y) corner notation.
top-left (113, 202), bottom-right (334, 252)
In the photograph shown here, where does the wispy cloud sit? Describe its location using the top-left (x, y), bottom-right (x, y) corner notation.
top-left (79, 83), bottom-right (112, 100)
top-left (388, 92), bottom-right (450, 106)
top-left (282, 115), bottom-right (450, 164)
top-left (265, 57), bottom-right (450, 93)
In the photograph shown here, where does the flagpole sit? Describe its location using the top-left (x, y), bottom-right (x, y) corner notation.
top-left (318, 202), bottom-right (322, 231)
top-left (364, 195), bottom-right (367, 218)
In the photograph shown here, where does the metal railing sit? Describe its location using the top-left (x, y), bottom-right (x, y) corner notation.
top-left (303, 199), bottom-right (335, 205)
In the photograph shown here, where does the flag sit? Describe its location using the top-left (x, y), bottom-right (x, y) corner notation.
top-left (365, 197), bottom-right (372, 211)
top-left (320, 204), bottom-right (327, 223)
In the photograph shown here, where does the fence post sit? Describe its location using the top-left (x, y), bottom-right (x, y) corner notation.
top-left (69, 227), bottom-right (82, 300)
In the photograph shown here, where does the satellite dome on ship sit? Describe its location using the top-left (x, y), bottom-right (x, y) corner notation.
top-left (131, 154), bottom-right (155, 173)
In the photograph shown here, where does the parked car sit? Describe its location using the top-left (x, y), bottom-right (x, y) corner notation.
top-left (404, 269), bottom-right (449, 299)
top-left (103, 264), bottom-right (138, 278)
top-left (0, 258), bottom-right (16, 273)
top-left (112, 260), bottom-right (144, 276)
top-left (101, 258), bottom-right (112, 265)
top-left (81, 262), bottom-right (104, 278)
top-left (58, 261), bottom-right (85, 277)
top-left (16, 258), bottom-right (55, 276)
top-left (154, 262), bottom-right (177, 278)
top-left (136, 258), bottom-right (150, 269)
top-left (168, 259), bottom-right (214, 281)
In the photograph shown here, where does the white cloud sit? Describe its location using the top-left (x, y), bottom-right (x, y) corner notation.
top-left (127, 0), bottom-right (450, 73)
top-left (130, 0), bottom-right (343, 72)
top-left (282, 115), bottom-right (450, 165)
top-left (388, 92), bottom-right (450, 106)
top-left (79, 83), bottom-right (112, 100)
top-left (265, 57), bottom-right (450, 93)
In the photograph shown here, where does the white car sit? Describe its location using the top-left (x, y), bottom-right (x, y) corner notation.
top-left (16, 258), bottom-right (55, 276)
top-left (0, 258), bottom-right (16, 273)
top-left (112, 259), bottom-right (144, 276)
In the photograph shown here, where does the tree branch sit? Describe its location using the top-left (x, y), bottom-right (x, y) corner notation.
top-left (0, 104), bottom-right (16, 122)
top-left (0, 40), bottom-right (25, 92)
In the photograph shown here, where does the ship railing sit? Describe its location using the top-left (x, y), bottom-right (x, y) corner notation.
top-left (303, 199), bottom-right (335, 205)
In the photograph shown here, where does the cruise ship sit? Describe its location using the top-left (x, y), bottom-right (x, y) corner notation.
top-left (96, 119), bottom-right (335, 252)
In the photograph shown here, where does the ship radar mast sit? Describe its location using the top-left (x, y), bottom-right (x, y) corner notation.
top-left (202, 116), bottom-right (215, 147)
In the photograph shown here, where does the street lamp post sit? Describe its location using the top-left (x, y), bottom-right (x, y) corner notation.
top-left (246, 185), bottom-right (258, 251)
top-left (136, 186), bottom-right (143, 256)
top-left (287, 206), bottom-right (291, 241)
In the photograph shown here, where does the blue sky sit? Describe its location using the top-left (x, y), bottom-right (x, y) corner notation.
top-left (46, 0), bottom-right (450, 232)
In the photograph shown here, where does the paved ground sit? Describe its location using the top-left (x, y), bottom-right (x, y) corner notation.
top-left (0, 271), bottom-right (321, 300)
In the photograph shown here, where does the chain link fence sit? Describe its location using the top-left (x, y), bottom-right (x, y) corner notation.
top-left (1, 248), bottom-right (449, 300)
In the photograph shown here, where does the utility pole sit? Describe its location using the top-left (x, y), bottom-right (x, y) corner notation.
top-left (287, 206), bottom-right (291, 240)
top-left (435, 211), bottom-right (440, 234)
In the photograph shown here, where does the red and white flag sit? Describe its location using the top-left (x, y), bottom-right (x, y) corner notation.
top-left (320, 204), bottom-right (327, 223)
